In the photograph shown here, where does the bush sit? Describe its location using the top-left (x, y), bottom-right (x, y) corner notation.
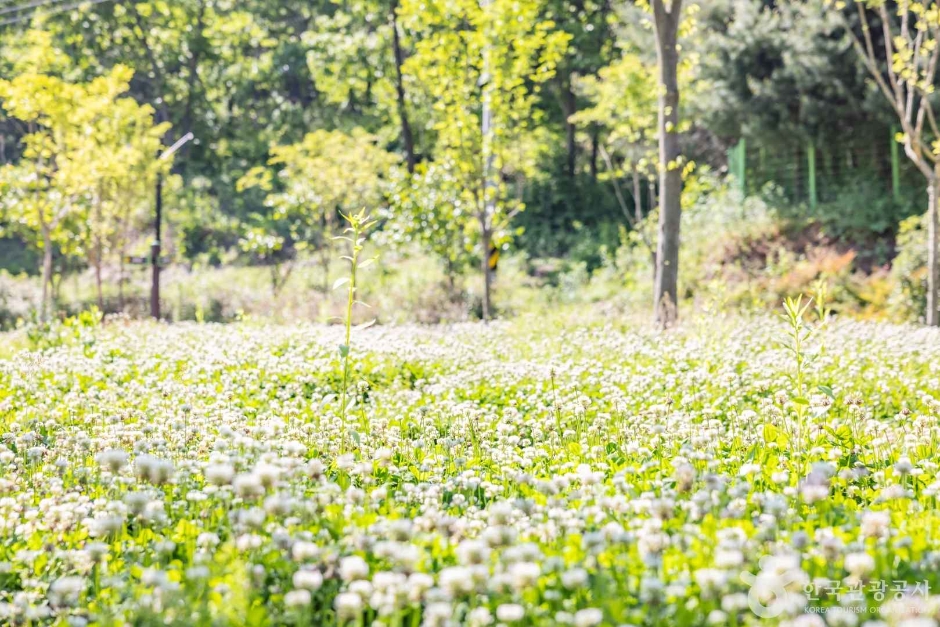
top-left (887, 214), bottom-right (927, 322)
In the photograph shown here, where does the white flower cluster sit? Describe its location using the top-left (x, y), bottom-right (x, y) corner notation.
top-left (0, 317), bottom-right (938, 626)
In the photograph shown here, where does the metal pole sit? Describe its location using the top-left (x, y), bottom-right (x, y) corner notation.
top-left (150, 131), bottom-right (193, 321)
top-left (151, 172), bottom-right (162, 319)
top-left (891, 125), bottom-right (901, 202)
top-left (808, 140), bottom-right (817, 210)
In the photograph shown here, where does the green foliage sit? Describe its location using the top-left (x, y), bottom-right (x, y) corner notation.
top-left (399, 0), bottom-right (569, 232)
top-left (0, 33), bottom-right (169, 313)
top-left (382, 162), bottom-right (477, 285)
top-left (888, 214), bottom-right (928, 322)
top-left (236, 129), bottom-right (397, 292)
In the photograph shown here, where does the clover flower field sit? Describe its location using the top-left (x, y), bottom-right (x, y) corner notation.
top-left (3, 316), bottom-right (940, 626)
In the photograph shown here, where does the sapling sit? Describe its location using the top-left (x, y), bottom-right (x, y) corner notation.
top-left (334, 209), bottom-right (377, 426)
top-left (780, 292), bottom-right (833, 483)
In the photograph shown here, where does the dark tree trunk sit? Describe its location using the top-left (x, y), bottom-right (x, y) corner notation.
top-left (589, 125), bottom-right (599, 180)
top-left (390, 0), bottom-right (416, 173)
top-left (481, 220), bottom-right (492, 321)
top-left (632, 166), bottom-right (643, 225)
top-left (40, 222), bottom-right (53, 322)
top-left (179, 0), bottom-right (207, 158)
top-left (652, 0), bottom-right (683, 326)
top-left (95, 254), bottom-right (104, 314)
top-left (559, 74), bottom-right (577, 178)
top-left (928, 175), bottom-right (939, 325)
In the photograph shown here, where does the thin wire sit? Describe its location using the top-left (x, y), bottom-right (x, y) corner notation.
top-left (0, 0), bottom-right (75, 16)
top-left (0, 0), bottom-right (114, 25)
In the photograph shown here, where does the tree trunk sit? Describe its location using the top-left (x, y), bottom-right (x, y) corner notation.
top-left (480, 0), bottom-right (495, 322)
top-left (928, 176), bottom-right (939, 326)
top-left (481, 220), bottom-right (492, 321)
top-left (40, 223), bottom-right (53, 322)
top-left (559, 74), bottom-right (577, 178)
top-left (321, 247), bottom-right (331, 294)
top-left (118, 256), bottom-right (126, 311)
top-left (589, 125), bottom-right (599, 180)
top-left (181, 0), bottom-right (207, 145)
top-left (632, 166), bottom-right (643, 225)
top-left (95, 239), bottom-right (104, 312)
top-left (648, 178), bottom-right (656, 215)
top-left (95, 265), bottom-right (103, 311)
top-left (391, 0), bottom-right (416, 173)
top-left (652, 0), bottom-right (683, 327)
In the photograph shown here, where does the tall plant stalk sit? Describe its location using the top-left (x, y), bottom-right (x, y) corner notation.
top-left (335, 210), bottom-right (377, 424)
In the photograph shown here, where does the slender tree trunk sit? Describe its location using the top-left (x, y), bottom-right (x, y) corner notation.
top-left (95, 238), bottom-right (104, 312)
top-left (632, 166), bottom-right (643, 225)
top-left (95, 265), bottom-right (103, 311)
top-left (481, 219), bottom-right (492, 321)
top-left (480, 0), bottom-right (495, 322)
top-left (181, 0), bottom-right (206, 144)
top-left (321, 248), bottom-right (331, 294)
top-left (928, 175), bottom-right (939, 326)
top-left (648, 177), bottom-right (657, 215)
top-left (559, 74), bottom-right (577, 178)
top-left (40, 222), bottom-right (53, 322)
top-left (589, 125), bottom-right (599, 180)
top-left (119, 257), bottom-right (125, 310)
top-left (390, 0), bottom-right (416, 173)
top-left (652, 0), bottom-right (683, 326)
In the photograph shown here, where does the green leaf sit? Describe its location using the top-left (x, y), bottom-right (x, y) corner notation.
top-left (353, 319), bottom-right (376, 331)
top-left (333, 277), bottom-right (350, 290)
top-left (763, 423), bottom-right (778, 444)
top-left (338, 344), bottom-right (349, 357)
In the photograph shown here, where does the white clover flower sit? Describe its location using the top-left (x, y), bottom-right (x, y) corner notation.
top-left (439, 566), bottom-right (474, 597)
top-left (205, 463), bottom-right (235, 486)
top-left (48, 576), bottom-right (85, 607)
top-left (284, 589), bottom-right (311, 608)
top-left (339, 555), bottom-right (370, 582)
top-left (423, 602), bottom-right (453, 627)
top-left (291, 541), bottom-right (320, 562)
top-left (456, 539), bottom-right (490, 566)
top-left (861, 511), bottom-right (891, 539)
top-left (292, 569), bottom-right (323, 591)
top-left (844, 552), bottom-right (875, 576)
top-left (720, 592), bottom-right (748, 613)
top-left (406, 572), bottom-right (434, 603)
top-left (233, 474), bottom-right (264, 498)
top-left (496, 603), bottom-right (525, 623)
top-left (508, 561), bottom-right (541, 591)
top-left (561, 567), bottom-right (589, 590)
top-left (574, 608), bottom-right (603, 627)
top-left (895, 458), bottom-right (914, 475)
top-left (467, 606), bottom-right (493, 626)
top-left (96, 449), bottom-right (128, 473)
top-left (334, 591), bottom-right (363, 619)
top-left (253, 462), bottom-right (281, 489)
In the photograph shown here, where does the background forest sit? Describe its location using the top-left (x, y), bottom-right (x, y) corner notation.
top-left (0, 0), bottom-right (932, 326)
